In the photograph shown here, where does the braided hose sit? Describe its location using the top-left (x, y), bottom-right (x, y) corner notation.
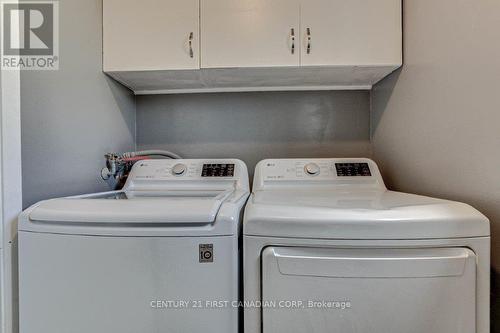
top-left (122, 150), bottom-right (182, 159)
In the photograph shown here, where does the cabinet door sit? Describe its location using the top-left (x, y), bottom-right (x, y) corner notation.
top-left (103, 0), bottom-right (199, 72)
top-left (301, 0), bottom-right (402, 66)
top-left (201, 0), bottom-right (300, 68)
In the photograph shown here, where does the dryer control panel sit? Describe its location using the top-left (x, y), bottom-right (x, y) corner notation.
top-left (253, 158), bottom-right (386, 191)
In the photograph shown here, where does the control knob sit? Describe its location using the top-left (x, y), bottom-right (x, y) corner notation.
top-left (304, 163), bottom-right (320, 176)
top-left (172, 163), bottom-right (187, 176)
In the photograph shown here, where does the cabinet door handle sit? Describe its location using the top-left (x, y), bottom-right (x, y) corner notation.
top-left (188, 32), bottom-right (194, 58)
top-left (290, 28), bottom-right (295, 54)
top-left (306, 28), bottom-right (311, 54)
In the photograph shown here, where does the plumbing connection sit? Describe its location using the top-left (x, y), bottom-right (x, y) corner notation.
top-left (101, 150), bottom-right (182, 188)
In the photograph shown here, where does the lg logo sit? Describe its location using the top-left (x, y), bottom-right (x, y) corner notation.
top-left (1, 1), bottom-right (59, 69)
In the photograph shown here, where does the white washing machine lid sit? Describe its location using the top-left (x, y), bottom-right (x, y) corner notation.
top-left (19, 159), bottom-right (250, 237)
top-left (243, 189), bottom-right (490, 239)
top-left (28, 190), bottom-right (232, 224)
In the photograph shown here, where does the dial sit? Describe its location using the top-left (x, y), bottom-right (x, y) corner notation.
top-left (304, 163), bottom-right (320, 176)
top-left (172, 163), bottom-right (187, 176)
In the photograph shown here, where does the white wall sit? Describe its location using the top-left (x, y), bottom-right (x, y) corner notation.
top-left (21, 0), bottom-right (136, 208)
top-left (371, 0), bottom-right (500, 325)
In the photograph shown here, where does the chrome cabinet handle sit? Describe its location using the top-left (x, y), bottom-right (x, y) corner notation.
top-left (188, 32), bottom-right (194, 58)
top-left (290, 28), bottom-right (295, 54)
top-left (306, 28), bottom-right (311, 54)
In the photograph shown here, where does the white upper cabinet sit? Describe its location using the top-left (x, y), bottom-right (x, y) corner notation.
top-left (300, 0), bottom-right (402, 67)
top-left (103, 0), bottom-right (199, 72)
top-left (103, 0), bottom-right (402, 94)
top-left (201, 0), bottom-right (300, 68)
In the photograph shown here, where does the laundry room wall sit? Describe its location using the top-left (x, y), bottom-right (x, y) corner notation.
top-left (20, 0), bottom-right (136, 208)
top-left (371, 0), bottom-right (500, 328)
top-left (135, 91), bottom-right (372, 177)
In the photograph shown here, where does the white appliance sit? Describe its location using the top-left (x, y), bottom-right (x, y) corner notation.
top-left (19, 159), bottom-right (249, 333)
top-left (244, 158), bottom-right (490, 333)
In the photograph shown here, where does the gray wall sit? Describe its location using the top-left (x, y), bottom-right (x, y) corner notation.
top-left (371, 0), bottom-right (500, 326)
top-left (136, 91), bottom-right (372, 176)
top-left (21, 0), bottom-right (136, 207)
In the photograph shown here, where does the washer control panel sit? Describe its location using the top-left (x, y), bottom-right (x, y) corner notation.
top-left (124, 159), bottom-right (250, 192)
top-left (128, 159), bottom-right (244, 181)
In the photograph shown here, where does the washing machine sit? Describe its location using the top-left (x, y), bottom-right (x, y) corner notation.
top-left (244, 158), bottom-right (490, 333)
top-left (19, 159), bottom-right (249, 333)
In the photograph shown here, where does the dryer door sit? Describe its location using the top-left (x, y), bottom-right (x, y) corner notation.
top-left (262, 247), bottom-right (476, 333)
